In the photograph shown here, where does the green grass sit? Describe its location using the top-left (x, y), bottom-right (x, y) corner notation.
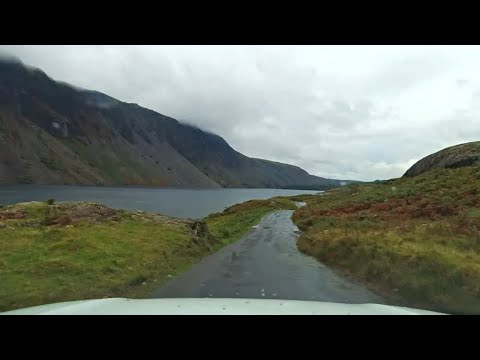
top-left (0, 201), bottom-right (218, 312)
top-left (292, 165), bottom-right (480, 314)
top-left (206, 197), bottom-right (297, 246)
top-left (0, 197), bottom-right (298, 312)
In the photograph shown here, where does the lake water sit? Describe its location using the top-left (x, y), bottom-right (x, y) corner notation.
top-left (0, 185), bottom-right (319, 219)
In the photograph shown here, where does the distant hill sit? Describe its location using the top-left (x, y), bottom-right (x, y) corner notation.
top-left (403, 141), bottom-right (480, 178)
top-left (0, 57), bottom-right (348, 189)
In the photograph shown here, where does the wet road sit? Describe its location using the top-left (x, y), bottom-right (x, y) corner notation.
top-left (152, 210), bottom-right (384, 304)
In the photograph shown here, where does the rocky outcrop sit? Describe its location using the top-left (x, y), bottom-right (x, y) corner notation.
top-left (403, 141), bottom-right (480, 178)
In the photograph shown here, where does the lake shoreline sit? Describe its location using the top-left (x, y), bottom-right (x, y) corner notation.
top-left (0, 185), bottom-right (320, 219)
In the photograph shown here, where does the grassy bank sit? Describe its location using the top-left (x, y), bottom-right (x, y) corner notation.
top-left (0, 197), bottom-right (297, 312)
top-left (205, 197), bottom-right (297, 245)
top-left (292, 166), bottom-right (480, 314)
top-left (0, 201), bottom-right (218, 311)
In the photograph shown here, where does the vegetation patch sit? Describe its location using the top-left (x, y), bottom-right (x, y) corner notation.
top-left (15, 175), bottom-right (34, 184)
top-left (292, 166), bottom-right (480, 314)
top-left (206, 197), bottom-right (297, 245)
top-left (40, 156), bottom-right (60, 171)
top-left (0, 196), bottom-right (300, 312)
top-left (0, 201), bottom-right (220, 312)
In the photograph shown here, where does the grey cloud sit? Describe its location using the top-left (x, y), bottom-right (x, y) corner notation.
top-left (361, 54), bottom-right (455, 97)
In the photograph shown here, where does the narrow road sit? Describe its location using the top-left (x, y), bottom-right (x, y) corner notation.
top-left (152, 209), bottom-right (384, 304)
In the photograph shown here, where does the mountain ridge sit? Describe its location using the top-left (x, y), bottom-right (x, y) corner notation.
top-left (0, 57), bottom-right (348, 189)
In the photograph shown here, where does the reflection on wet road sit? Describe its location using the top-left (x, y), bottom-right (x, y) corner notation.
top-left (152, 210), bottom-right (384, 304)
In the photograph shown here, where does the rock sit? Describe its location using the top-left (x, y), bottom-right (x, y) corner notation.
top-left (0, 222), bottom-right (5, 228)
top-left (19, 221), bottom-right (41, 227)
top-left (191, 220), bottom-right (209, 238)
top-left (46, 202), bottom-right (121, 225)
top-left (0, 208), bottom-right (27, 220)
top-left (404, 141), bottom-right (480, 177)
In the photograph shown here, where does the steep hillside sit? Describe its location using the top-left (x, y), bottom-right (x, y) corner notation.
top-left (0, 57), bottom-right (343, 189)
top-left (403, 141), bottom-right (480, 178)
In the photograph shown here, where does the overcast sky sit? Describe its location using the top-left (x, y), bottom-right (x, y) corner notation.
top-left (1, 45), bottom-right (479, 181)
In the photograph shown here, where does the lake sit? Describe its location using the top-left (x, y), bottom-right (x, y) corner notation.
top-left (0, 185), bottom-right (319, 219)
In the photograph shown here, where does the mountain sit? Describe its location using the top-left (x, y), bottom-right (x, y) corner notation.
top-left (403, 141), bottom-right (480, 178)
top-left (0, 57), bottom-right (345, 189)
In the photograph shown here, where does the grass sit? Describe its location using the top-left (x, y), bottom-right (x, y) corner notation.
top-left (0, 201), bottom-right (218, 312)
top-left (292, 165), bottom-right (480, 314)
top-left (205, 197), bottom-right (297, 246)
top-left (0, 197), bottom-right (297, 312)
